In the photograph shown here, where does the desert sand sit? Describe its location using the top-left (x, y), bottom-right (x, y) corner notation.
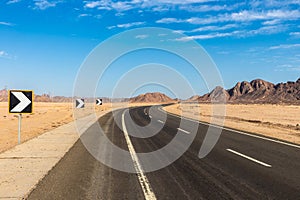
top-left (0, 102), bottom-right (162, 153)
top-left (0, 102), bottom-right (123, 153)
top-left (164, 103), bottom-right (300, 144)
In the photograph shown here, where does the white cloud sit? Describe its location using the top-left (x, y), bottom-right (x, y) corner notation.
top-left (0, 21), bottom-right (14, 26)
top-left (156, 18), bottom-right (183, 23)
top-left (82, 0), bottom-right (300, 16)
top-left (6, 0), bottom-right (21, 4)
top-left (84, 1), bottom-right (102, 9)
top-left (259, 0), bottom-right (300, 8)
top-left (290, 32), bottom-right (300, 37)
top-left (175, 24), bottom-right (287, 41)
top-left (156, 16), bottom-right (215, 24)
top-left (262, 19), bottom-right (281, 25)
top-left (107, 25), bottom-right (115, 29)
top-left (33, 0), bottom-right (59, 10)
top-left (275, 64), bottom-right (300, 72)
top-left (108, 21), bottom-right (145, 29)
top-left (151, 6), bottom-right (169, 12)
top-left (172, 30), bottom-right (184, 34)
top-left (0, 51), bottom-right (8, 57)
top-left (115, 12), bottom-right (125, 17)
top-left (84, 0), bottom-right (134, 11)
top-left (190, 24), bottom-right (238, 32)
top-left (83, 0), bottom-right (217, 11)
top-left (135, 34), bottom-right (148, 39)
top-left (269, 43), bottom-right (300, 50)
top-left (181, 5), bottom-right (228, 12)
top-left (0, 51), bottom-right (12, 59)
top-left (179, 3), bottom-right (242, 12)
top-left (78, 13), bottom-right (91, 17)
top-left (227, 9), bottom-right (300, 22)
top-left (152, 0), bottom-right (216, 4)
top-left (156, 9), bottom-right (300, 25)
top-left (247, 25), bottom-right (287, 36)
top-left (111, 1), bottom-right (133, 11)
top-left (176, 31), bottom-right (238, 41)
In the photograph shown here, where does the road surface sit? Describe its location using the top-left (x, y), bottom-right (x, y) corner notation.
top-left (28, 106), bottom-right (300, 200)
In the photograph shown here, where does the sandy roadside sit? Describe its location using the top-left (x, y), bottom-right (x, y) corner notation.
top-left (0, 102), bottom-right (163, 153)
top-left (0, 102), bottom-right (124, 153)
top-left (164, 103), bottom-right (300, 144)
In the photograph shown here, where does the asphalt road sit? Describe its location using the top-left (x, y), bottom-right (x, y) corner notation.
top-left (27, 106), bottom-right (300, 200)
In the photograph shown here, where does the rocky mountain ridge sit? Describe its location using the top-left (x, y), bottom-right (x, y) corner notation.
top-left (188, 78), bottom-right (300, 104)
top-left (1, 78), bottom-right (299, 104)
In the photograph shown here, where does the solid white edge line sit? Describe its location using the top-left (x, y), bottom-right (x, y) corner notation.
top-left (157, 120), bottom-right (164, 124)
top-left (226, 149), bottom-right (272, 168)
top-left (158, 107), bottom-right (300, 150)
top-left (122, 111), bottom-right (157, 200)
top-left (177, 128), bottom-right (190, 134)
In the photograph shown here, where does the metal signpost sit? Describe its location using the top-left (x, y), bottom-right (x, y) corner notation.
top-left (9, 90), bottom-right (33, 144)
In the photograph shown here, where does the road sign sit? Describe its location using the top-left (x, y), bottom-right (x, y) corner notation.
top-left (76, 99), bottom-right (84, 108)
top-left (9, 90), bottom-right (33, 113)
top-left (96, 99), bottom-right (102, 105)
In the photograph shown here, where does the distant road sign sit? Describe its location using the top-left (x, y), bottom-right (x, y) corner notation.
top-left (96, 99), bottom-right (102, 105)
top-left (76, 99), bottom-right (85, 108)
top-left (9, 90), bottom-right (33, 113)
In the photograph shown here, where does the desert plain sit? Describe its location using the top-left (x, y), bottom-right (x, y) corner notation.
top-left (0, 102), bottom-right (299, 153)
top-left (0, 102), bottom-right (118, 153)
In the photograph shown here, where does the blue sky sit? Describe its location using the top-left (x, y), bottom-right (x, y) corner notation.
top-left (0, 0), bottom-right (300, 98)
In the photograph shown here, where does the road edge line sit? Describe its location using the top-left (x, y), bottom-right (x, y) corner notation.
top-left (122, 110), bottom-right (157, 200)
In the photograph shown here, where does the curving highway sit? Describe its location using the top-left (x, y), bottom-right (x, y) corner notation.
top-left (28, 105), bottom-right (300, 200)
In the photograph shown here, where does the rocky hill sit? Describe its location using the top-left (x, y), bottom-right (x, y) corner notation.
top-left (188, 78), bottom-right (300, 104)
top-left (130, 92), bottom-right (175, 103)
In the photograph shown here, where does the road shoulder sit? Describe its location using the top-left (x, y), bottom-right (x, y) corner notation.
top-left (0, 111), bottom-right (111, 199)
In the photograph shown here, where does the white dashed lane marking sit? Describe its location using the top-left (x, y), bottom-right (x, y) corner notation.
top-left (227, 149), bottom-right (272, 168)
top-left (177, 128), bottom-right (190, 134)
top-left (157, 120), bottom-right (164, 124)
